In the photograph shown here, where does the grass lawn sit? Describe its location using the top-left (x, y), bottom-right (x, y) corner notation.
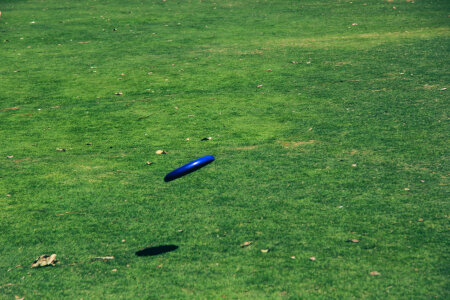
top-left (1, 0), bottom-right (449, 298)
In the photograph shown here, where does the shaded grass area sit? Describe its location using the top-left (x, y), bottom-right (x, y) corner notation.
top-left (1, 0), bottom-right (449, 298)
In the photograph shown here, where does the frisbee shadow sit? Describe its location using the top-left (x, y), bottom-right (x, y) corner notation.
top-left (135, 245), bottom-right (179, 257)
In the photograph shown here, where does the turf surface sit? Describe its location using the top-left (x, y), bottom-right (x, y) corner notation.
top-left (0, 0), bottom-right (449, 298)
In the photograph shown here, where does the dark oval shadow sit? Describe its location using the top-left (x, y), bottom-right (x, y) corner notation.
top-left (135, 245), bottom-right (178, 257)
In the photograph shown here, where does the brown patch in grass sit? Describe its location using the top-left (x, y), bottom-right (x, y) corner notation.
top-left (233, 146), bottom-right (258, 150)
top-left (14, 157), bottom-right (31, 163)
top-left (1, 107), bottom-right (20, 111)
top-left (279, 140), bottom-right (316, 148)
top-left (335, 61), bottom-right (352, 67)
top-left (271, 27), bottom-right (449, 49)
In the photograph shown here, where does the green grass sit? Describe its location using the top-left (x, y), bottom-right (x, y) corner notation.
top-left (1, 0), bottom-right (449, 298)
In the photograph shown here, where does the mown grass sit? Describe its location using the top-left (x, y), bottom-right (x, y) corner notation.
top-left (1, 0), bottom-right (449, 298)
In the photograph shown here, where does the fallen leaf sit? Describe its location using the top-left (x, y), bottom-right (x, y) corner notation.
top-left (290, 256), bottom-right (296, 259)
top-left (56, 148), bottom-right (66, 152)
top-left (15, 296), bottom-right (24, 300)
top-left (370, 271), bottom-right (381, 276)
top-left (185, 138), bottom-right (190, 141)
top-left (439, 88), bottom-right (447, 91)
top-left (346, 239), bottom-right (359, 243)
top-left (267, 69), bottom-right (272, 72)
top-left (114, 92), bottom-right (123, 95)
top-left (7, 155), bottom-right (14, 159)
top-left (257, 84), bottom-right (263, 88)
top-left (309, 256), bottom-right (316, 261)
top-left (240, 241), bottom-right (252, 248)
top-left (91, 256), bottom-right (114, 260)
top-left (112, 268), bottom-right (117, 272)
top-left (156, 264), bottom-right (162, 268)
top-left (352, 164), bottom-right (357, 167)
top-left (31, 254), bottom-right (59, 268)
top-left (201, 137), bottom-right (212, 141)
top-left (155, 150), bottom-right (167, 155)
top-left (352, 23), bottom-right (358, 26)
top-left (418, 218), bottom-right (423, 222)
top-left (404, 188), bottom-right (410, 191)
top-left (261, 249), bottom-right (270, 253)
top-left (177, 229), bottom-right (184, 233)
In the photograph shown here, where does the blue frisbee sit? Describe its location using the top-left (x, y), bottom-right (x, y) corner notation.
top-left (164, 155), bottom-right (215, 182)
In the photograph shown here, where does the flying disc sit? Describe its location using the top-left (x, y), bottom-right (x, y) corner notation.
top-left (164, 155), bottom-right (215, 182)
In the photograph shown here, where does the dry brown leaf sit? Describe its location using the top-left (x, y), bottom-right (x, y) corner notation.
top-left (309, 256), bottom-right (316, 261)
top-left (201, 137), bottom-right (212, 141)
top-left (7, 155), bottom-right (14, 159)
top-left (155, 150), bottom-right (167, 155)
top-left (146, 161), bottom-right (153, 165)
top-left (114, 92), bottom-right (123, 95)
top-left (240, 241), bottom-right (252, 248)
top-left (56, 148), bottom-right (66, 152)
top-left (370, 271), bottom-right (381, 276)
top-left (418, 218), bottom-right (424, 222)
top-left (346, 239), bottom-right (360, 243)
top-left (31, 254), bottom-right (59, 268)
